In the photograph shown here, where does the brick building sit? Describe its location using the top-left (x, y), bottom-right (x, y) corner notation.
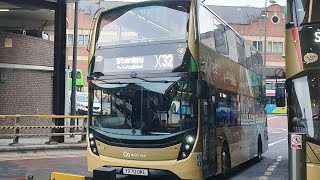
top-left (210, 4), bottom-right (286, 78)
top-left (0, 31), bottom-right (53, 133)
top-left (66, 3), bottom-right (92, 88)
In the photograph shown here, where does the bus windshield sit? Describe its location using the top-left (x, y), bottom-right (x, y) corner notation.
top-left (286, 0), bottom-right (320, 27)
top-left (93, 1), bottom-right (191, 75)
top-left (91, 76), bottom-right (197, 137)
top-left (287, 70), bottom-right (320, 142)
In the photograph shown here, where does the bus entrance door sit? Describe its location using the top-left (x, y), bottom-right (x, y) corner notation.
top-left (201, 90), bottom-right (217, 178)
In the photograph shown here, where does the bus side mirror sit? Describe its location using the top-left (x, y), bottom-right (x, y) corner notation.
top-left (276, 86), bottom-right (285, 107)
top-left (197, 79), bottom-right (207, 99)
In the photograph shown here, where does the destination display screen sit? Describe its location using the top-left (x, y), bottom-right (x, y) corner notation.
top-left (315, 32), bottom-right (320, 43)
top-left (300, 25), bottom-right (320, 69)
top-left (93, 42), bottom-right (187, 74)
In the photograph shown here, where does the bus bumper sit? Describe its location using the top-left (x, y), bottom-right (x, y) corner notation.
top-left (87, 148), bottom-right (203, 180)
top-left (307, 163), bottom-right (320, 180)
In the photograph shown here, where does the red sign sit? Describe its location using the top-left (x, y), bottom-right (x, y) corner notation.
top-left (291, 135), bottom-right (302, 149)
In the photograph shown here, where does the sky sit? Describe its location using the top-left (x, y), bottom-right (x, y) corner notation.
top-left (205, 0), bottom-right (286, 7)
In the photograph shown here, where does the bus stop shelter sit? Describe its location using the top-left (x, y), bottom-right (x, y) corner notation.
top-left (0, 0), bottom-right (67, 142)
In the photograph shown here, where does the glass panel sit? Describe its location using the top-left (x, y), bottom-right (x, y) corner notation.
top-left (213, 19), bottom-right (229, 56)
top-left (267, 41), bottom-right (273, 53)
top-left (273, 42), bottom-right (284, 54)
top-left (67, 34), bottom-right (74, 47)
top-left (286, 0), bottom-right (320, 27)
top-left (79, 35), bottom-right (84, 46)
top-left (199, 5), bottom-right (216, 51)
top-left (287, 70), bottom-right (320, 142)
top-left (237, 36), bottom-right (245, 64)
top-left (85, 35), bottom-right (90, 46)
top-left (253, 41), bottom-right (257, 49)
top-left (252, 41), bottom-right (262, 52)
top-left (76, 71), bottom-right (81, 79)
top-left (91, 75), bottom-right (197, 137)
top-left (230, 93), bottom-right (240, 126)
top-left (216, 91), bottom-right (229, 127)
top-left (93, 2), bottom-right (190, 74)
top-left (266, 83), bottom-right (272, 90)
top-left (97, 3), bottom-right (189, 47)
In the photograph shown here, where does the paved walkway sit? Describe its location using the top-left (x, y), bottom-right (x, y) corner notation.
top-left (0, 136), bottom-right (86, 158)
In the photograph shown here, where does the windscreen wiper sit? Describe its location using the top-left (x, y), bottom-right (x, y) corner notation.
top-left (130, 72), bottom-right (177, 83)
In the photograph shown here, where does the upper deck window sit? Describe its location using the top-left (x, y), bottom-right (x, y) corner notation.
top-left (286, 0), bottom-right (320, 28)
top-left (97, 2), bottom-right (190, 47)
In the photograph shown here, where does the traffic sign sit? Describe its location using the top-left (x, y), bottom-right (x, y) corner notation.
top-left (291, 134), bottom-right (302, 149)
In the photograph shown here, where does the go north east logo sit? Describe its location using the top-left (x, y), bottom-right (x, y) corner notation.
top-left (123, 151), bottom-right (147, 158)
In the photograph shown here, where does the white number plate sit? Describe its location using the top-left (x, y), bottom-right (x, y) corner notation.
top-left (123, 168), bottom-right (148, 176)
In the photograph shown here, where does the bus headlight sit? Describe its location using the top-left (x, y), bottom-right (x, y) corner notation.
top-left (89, 133), bottom-right (94, 139)
top-left (185, 144), bottom-right (190, 150)
top-left (178, 134), bottom-right (196, 160)
top-left (90, 140), bottom-right (95, 145)
top-left (186, 135), bottom-right (195, 143)
top-left (88, 131), bottom-right (99, 156)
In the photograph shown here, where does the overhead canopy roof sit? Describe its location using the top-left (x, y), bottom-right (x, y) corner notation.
top-left (0, 0), bottom-right (60, 30)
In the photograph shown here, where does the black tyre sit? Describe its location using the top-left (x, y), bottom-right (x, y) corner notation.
top-left (221, 144), bottom-right (231, 178)
top-left (257, 136), bottom-right (263, 161)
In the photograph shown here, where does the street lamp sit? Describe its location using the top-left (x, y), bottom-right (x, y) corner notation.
top-left (263, 0), bottom-right (276, 78)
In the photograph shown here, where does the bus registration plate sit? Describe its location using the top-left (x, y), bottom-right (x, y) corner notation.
top-left (123, 168), bottom-right (148, 176)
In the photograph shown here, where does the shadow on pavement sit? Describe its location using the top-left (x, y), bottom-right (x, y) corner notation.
top-left (208, 157), bottom-right (262, 180)
top-left (116, 157), bottom-right (264, 180)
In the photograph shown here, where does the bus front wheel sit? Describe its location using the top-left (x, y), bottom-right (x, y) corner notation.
top-left (221, 143), bottom-right (231, 178)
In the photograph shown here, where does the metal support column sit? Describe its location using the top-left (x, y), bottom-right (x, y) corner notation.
top-left (52, 0), bottom-right (67, 143)
top-left (288, 133), bottom-right (307, 180)
top-left (70, 0), bottom-right (79, 137)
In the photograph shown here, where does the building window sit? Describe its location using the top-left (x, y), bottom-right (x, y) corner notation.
top-left (273, 42), bottom-right (284, 53)
top-left (84, 35), bottom-right (89, 47)
top-left (78, 35), bottom-right (84, 46)
top-left (267, 41), bottom-right (273, 53)
top-left (252, 41), bottom-right (262, 52)
top-left (267, 41), bottom-right (284, 54)
top-left (271, 15), bottom-right (280, 24)
top-left (67, 34), bottom-right (74, 47)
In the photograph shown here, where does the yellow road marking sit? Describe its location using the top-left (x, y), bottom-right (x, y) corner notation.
top-left (269, 165), bottom-right (277, 168)
top-left (258, 176), bottom-right (269, 180)
top-left (260, 156), bottom-right (284, 179)
top-left (267, 168), bottom-right (275, 171)
top-left (264, 172), bottom-right (272, 176)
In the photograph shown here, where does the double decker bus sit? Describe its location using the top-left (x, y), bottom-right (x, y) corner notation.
top-left (266, 79), bottom-right (287, 114)
top-left (86, 0), bottom-right (268, 179)
top-left (285, 0), bottom-right (320, 179)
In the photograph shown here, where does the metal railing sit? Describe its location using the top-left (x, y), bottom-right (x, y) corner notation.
top-left (0, 115), bottom-right (88, 146)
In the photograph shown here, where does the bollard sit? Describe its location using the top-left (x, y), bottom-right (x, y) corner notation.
top-left (46, 117), bottom-right (58, 145)
top-left (79, 117), bottom-right (88, 142)
top-left (10, 116), bottom-right (20, 146)
top-left (288, 133), bottom-right (307, 180)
